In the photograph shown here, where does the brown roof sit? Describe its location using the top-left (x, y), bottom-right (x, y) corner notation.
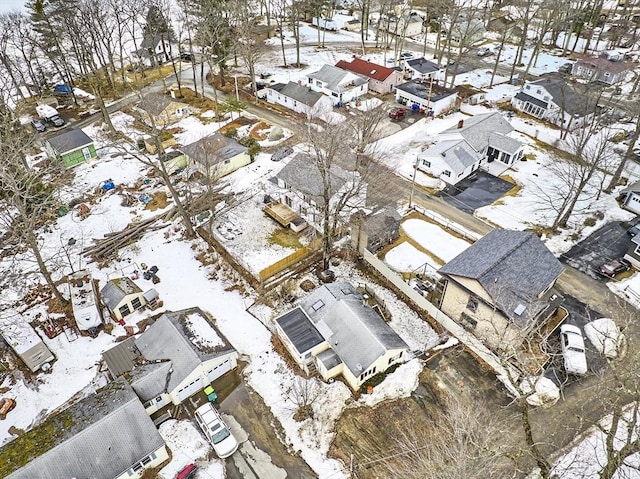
top-left (138, 92), bottom-right (186, 117)
top-left (575, 56), bottom-right (631, 74)
top-left (335, 58), bottom-right (397, 82)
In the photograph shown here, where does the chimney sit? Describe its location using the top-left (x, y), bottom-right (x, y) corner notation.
top-left (457, 119), bottom-right (464, 129)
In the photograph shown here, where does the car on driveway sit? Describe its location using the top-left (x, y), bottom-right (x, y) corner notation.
top-left (597, 257), bottom-right (631, 278)
top-left (476, 46), bottom-right (493, 57)
top-left (194, 402), bottom-right (239, 459)
top-left (560, 324), bottom-right (588, 375)
top-left (399, 52), bottom-right (414, 59)
top-left (176, 463), bottom-right (197, 479)
top-left (388, 107), bottom-right (407, 120)
top-left (30, 119), bottom-right (46, 132)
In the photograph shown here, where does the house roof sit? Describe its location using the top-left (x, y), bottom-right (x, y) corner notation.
top-left (395, 80), bottom-right (457, 103)
top-left (276, 153), bottom-right (353, 200)
top-left (180, 133), bottom-right (248, 166)
top-left (575, 55), bottom-right (631, 74)
top-left (298, 282), bottom-right (408, 377)
top-left (316, 348), bottom-right (342, 370)
top-left (406, 57), bottom-right (442, 74)
top-left (514, 91), bottom-right (547, 109)
top-left (622, 179), bottom-right (640, 194)
top-left (438, 230), bottom-right (564, 325)
top-left (140, 32), bottom-right (173, 51)
top-left (159, 150), bottom-right (185, 162)
top-left (275, 307), bottom-right (325, 354)
top-left (131, 307), bottom-right (233, 392)
top-left (100, 277), bottom-right (143, 311)
top-left (488, 132), bottom-right (523, 155)
top-left (527, 77), bottom-right (595, 116)
top-left (102, 336), bottom-right (140, 377)
top-left (268, 81), bottom-right (326, 107)
top-left (335, 57), bottom-right (397, 82)
top-left (443, 112), bottom-right (515, 153)
top-left (420, 139), bottom-right (479, 174)
top-left (1, 378), bottom-right (165, 479)
top-left (138, 92), bottom-right (184, 117)
top-left (127, 361), bottom-right (172, 401)
top-left (307, 64), bottom-right (368, 92)
top-left (47, 129), bottom-right (93, 155)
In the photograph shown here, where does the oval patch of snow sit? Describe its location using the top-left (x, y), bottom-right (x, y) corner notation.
top-left (520, 376), bottom-right (560, 407)
top-left (584, 318), bottom-right (624, 359)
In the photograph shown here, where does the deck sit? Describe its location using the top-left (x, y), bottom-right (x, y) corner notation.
top-left (264, 201), bottom-right (300, 227)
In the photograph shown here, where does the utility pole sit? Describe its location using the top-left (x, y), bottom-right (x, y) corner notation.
top-left (409, 154), bottom-right (420, 209)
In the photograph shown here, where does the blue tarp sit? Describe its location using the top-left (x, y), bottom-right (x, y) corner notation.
top-left (54, 84), bottom-right (72, 94)
top-left (102, 181), bottom-right (115, 191)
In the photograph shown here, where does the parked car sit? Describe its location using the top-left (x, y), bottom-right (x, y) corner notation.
top-left (30, 118), bottom-right (46, 132)
top-left (597, 257), bottom-right (631, 278)
top-left (271, 146), bottom-right (293, 162)
top-left (476, 46), bottom-right (493, 57)
top-left (49, 115), bottom-right (65, 127)
top-left (560, 324), bottom-right (588, 375)
top-left (179, 52), bottom-right (195, 62)
top-left (388, 107), bottom-right (407, 120)
top-left (0, 398), bottom-right (16, 419)
top-left (558, 63), bottom-right (573, 74)
top-left (194, 403), bottom-right (239, 459)
top-left (627, 220), bottom-right (640, 237)
top-left (399, 52), bottom-right (414, 59)
top-left (176, 463), bottom-right (197, 479)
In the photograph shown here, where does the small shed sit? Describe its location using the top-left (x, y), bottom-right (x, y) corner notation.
top-left (0, 316), bottom-right (55, 372)
top-left (100, 277), bottom-right (147, 321)
top-left (44, 129), bottom-right (97, 168)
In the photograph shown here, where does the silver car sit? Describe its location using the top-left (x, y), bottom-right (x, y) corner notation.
top-left (194, 403), bottom-right (239, 458)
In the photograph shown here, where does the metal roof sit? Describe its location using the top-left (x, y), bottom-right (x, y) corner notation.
top-left (275, 307), bottom-right (325, 354)
top-left (2, 378), bottom-right (165, 479)
top-left (335, 57), bottom-right (396, 82)
top-left (438, 230), bottom-right (564, 324)
top-left (102, 336), bottom-right (140, 377)
top-left (180, 133), bottom-right (248, 166)
top-left (46, 129), bottom-right (93, 155)
top-left (100, 277), bottom-right (143, 311)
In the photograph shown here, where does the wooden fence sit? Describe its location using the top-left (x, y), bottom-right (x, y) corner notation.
top-left (259, 237), bottom-right (323, 282)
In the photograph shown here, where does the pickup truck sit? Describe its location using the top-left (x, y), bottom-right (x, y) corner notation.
top-left (388, 107), bottom-right (407, 120)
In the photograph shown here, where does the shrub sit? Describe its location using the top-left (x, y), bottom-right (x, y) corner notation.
top-left (224, 127), bottom-right (238, 138)
top-left (584, 217), bottom-right (597, 227)
top-left (238, 135), bottom-right (261, 159)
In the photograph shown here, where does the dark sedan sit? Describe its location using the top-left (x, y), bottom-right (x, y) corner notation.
top-left (597, 258), bottom-right (631, 278)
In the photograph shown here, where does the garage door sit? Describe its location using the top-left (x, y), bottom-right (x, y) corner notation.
top-left (177, 377), bottom-right (204, 401)
top-left (207, 358), bottom-right (233, 382)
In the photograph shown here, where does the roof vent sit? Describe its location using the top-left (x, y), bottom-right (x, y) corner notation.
top-left (514, 304), bottom-right (526, 316)
top-left (356, 363), bottom-right (363, 371)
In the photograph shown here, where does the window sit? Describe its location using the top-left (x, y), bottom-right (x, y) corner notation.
top-left (133, 463), bottom-right (143, 472)
top-left (422, 159), bottom-right (431, 167)
top-left (443, 170), bottom-right (451, 177)
top-left (119, 304), bottom-right (131, 317)
top-left (460, 312), bottom-right (477, 328)
top-left (141, 456), bottom-right (152, 466)
top-left (131, 297), bottom-right (142, 310)
top-left (224, 159), bottom-right (230, 164)
top-left (466, 297), bottom-right (478, 312)
top-left (311, 300), bottom-right (325, 311)
top-left (525, 85), bottom-right (531, 90)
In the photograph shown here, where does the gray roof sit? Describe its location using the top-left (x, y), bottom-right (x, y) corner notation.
top-left (438, 230), bottom-right (564, 325)
top-left (140, 32), bottom-right (173, 51)
top-left (420, 139), bottom-right (479, 173)
top-left (275, 308), bottom-right (325, 354)
top-left (276, 153), bottom-right (353, 201)
top-left (316, 348), bottom-right (342, 370)
top-left (138, 91), bottom-right (185, 117)
top-left (180, 133), bottom-right (248, 166)
top-left (622, 179), bottom-right (640, 194)
top-left (47, 129), bottom-right (93, 155)
top-left (307, 64), bottom-right (368, 92)
top-left (269, 82), bottom-right (326, 107)
top-left (299, 282), bottom-right (408, 377)
top-left (528, 77), bottom-right (595, 116)
top-left (395, 80), bottom-right (457, 102)
top-left (2, 378), bottom-right (165, 479)
top-left (102, 336), bottom-right (140, 377)
top-left (128, 361), bottom-right (172, 401)
top-left (406, 58), bottom-right (441, 74)
top-left (514, 91), bottom-right (547, 109)
top-left (444, 112), bottom-right (515, 153)
top-left (488, 132), bottom-right (524, 155)
top-left (100, 277), bottom-right (143, 311)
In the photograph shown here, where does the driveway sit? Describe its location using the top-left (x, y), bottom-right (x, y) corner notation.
top-left (560, 221), bottom-right (633, 280)
top-left (439, 171), bottom-right (514, 214)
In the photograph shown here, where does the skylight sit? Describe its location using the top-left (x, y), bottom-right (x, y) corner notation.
top-left (312, 300), bottom-right (325, 311)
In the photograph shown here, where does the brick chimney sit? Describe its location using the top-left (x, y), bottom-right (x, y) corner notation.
top-left (457, 119), bottom-right (464, 129)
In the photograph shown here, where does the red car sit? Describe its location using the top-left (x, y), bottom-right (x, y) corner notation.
top-left (597, 258), bottom-right (631, 278)
top-left (176, 464), bottom-right (197, 479)
top-left (388, 107), bottom-right (407, 120)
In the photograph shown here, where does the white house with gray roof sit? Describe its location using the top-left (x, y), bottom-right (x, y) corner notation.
top-left (101, 277), bottom-right (149, 322)
top-left (272, 153), bottom-right (366, 231)
top-left (404, 57), bottom-right (444, 81)
top-left (511, 76), bottom-right (596, 131)
top-left (395, 80), bottom-right (457, 116)
top-left (1, 378), bottom-right (169, 479)
top-left (306, 64), bottom-right (369, 105)
top-left (438, 230), bottom-right (564, 351)
top-left (102, 307), bottom-right (238, 413)
top-left (181, 133), bottom-right (251, 179)
top-left (418, 112), bottom-right (525, 184)
top-left (274, 282), bottom-right (408, 390)
top-left (266, 81), bottom-right (333, 117)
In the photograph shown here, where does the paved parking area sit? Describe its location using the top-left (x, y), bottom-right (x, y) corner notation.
top-left (439, 171), bottom-right (514, 213)
top-left (560, 221), bottom-right (634, 280)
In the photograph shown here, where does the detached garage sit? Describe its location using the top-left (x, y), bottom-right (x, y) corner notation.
top-left (102, 307), bottom-right (238, 414)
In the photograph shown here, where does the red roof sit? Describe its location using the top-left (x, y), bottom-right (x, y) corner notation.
top-left (335, 58), bottom-right (397, 82)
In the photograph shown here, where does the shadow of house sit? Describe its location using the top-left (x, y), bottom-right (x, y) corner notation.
top-left (102, 307), bottom-right (238, 414)
top-left (274, 282), bottom-right (408, 390)
top-left (44, 129), bottom-right (97, 168)
top-left (0, 378), bottom-right (168, 479)
top-left (438, 229), bottom-right (564, 352)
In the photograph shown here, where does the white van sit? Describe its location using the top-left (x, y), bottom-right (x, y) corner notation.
top-left (194, 403), bottom-right (239, 458)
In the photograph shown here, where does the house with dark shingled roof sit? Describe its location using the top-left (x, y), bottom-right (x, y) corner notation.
top-left (437, 229), bottom-right (564, 351)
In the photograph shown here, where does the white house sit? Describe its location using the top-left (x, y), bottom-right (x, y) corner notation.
top-left (132, 33), bottom-right (177, 67)
top-left (404, 57), bottom-right (444, 81)
top-left (306, 64), bottom-right (369, 105)
top-left (100, 277), bottom-right (148, 321)
top-left (272, 153), bottom-right (366, 232)
top-left (511, 76), bottom-right (596, 130)
top-left (417, 112), bottom-right (525, 184)
top-left (383, 12), bottom-right (424, 37)
top-left (395, 80), bottom-right (457, 116)
top-left (1, 378), bottom-right (169, 479)
top-left (265, 81), bottom-right (334, 117)
top-left (274, 282), bottom-right (409, 391)
top-left (102, 307), bottom-right (238, 413)
top-left (620, 180), bottom-right (640, 215)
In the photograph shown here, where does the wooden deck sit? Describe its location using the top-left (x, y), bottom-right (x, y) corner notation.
top-left (264, 201), bottom-right (300, 227)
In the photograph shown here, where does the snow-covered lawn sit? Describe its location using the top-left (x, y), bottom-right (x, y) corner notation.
top-left (402, 218), bottom-right (471, 262)
top-left (385, 241), bottom-right (437, 274)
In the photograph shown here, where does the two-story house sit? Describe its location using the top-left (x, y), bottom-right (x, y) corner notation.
top-left (438, 229), bottom-right (564, 352)
top-left (335, 58), bottom-right (404, 94)
top-left (417, 112), bottom-right (525, 184)
top-left (274, 282), bottom-right (408, 391)
top-left (382, 12), bottom-right (424, 37)
top-left (271, 153), bottom-right (366, 232)
top-left (132, 32), bottom-right (177, 67)
top-left (404, 57), bottom-right (444, 81)
top-left (307, 64), bottom-right (369, 105)
top-left (571, 55), bottom-right (632, 85)
top-left (511, 76), bottom-right (596, 130)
